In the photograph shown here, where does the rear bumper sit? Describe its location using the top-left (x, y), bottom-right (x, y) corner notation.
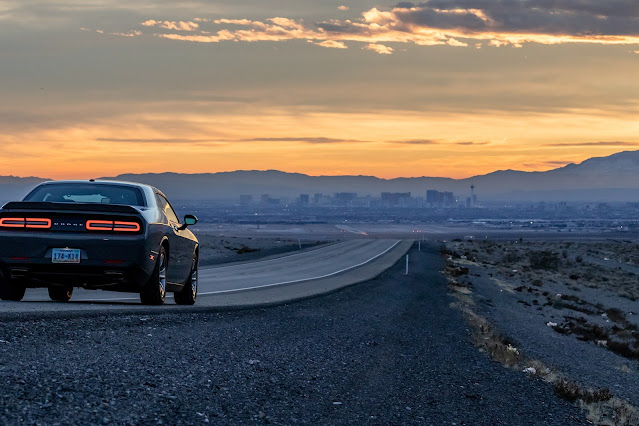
top-left (0, 231), bottom-right (158, 290)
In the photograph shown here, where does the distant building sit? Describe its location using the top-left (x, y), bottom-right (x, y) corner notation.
top-left (381, 192), bottom-right (412, 207)
top-left (260, 194), bottom-right (281, 205)
top-left (298, 194), bottom-right (309, 206)
top-left (426, 190), bottom-right (455, 207)
top-left (239, 195), bottom-right (253, 205)
top-left (333, 192), bottom-right (358, 206)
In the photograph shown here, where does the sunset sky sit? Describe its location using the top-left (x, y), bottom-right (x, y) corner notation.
top-left (1, 0), bottom-right (638, 179)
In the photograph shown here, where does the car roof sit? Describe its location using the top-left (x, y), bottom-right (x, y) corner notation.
top-left (38, 180), bottom-right (160, 193)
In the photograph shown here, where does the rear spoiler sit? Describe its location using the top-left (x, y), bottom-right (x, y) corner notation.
top-left (1, 201), bottom-right (143, 215)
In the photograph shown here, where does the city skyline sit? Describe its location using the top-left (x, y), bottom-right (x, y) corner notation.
top-left (1, 0), bottom-right (638, 179)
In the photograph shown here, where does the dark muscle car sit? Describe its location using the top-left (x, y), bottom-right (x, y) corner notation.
top-left (0, 180), bottom-right (199, 305)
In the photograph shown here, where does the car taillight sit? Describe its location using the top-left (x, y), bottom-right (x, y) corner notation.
top-left (114, 221), bottom-right (141, 232)
top-left (86, 220), bottom-right (115, 231)
top-left (0, 217), bottom-right (52, 229)
top-left (86, 220), bottom-right (141, 233)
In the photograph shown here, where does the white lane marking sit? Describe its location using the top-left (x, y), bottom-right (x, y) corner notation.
top-left (73, 240), bottom-right (400, 302)
top-left (198, 240), bottom-right (401, 295)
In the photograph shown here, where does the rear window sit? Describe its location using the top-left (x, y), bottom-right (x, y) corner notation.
top-left (24, 183), bottom-right (146, 207)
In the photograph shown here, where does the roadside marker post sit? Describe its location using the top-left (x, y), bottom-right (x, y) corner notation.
top-left (298, 238), bottom-right (302, 250)
top-left (418, 240), bottom-right (421, 252)
top-left (405, 255), bottom-right (409, 275)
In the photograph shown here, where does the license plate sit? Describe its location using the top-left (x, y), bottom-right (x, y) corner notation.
top-left (52, 248), bottom-right (81, 264)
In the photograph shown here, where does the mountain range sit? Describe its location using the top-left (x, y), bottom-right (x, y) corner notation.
top-left (2, 150), bottom-right (638, 203)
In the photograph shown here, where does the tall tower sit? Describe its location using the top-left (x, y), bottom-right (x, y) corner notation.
top-left (470, 185), bottom-right (475, 208)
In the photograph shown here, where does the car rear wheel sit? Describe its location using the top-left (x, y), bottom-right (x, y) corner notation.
top-left (0, 278), bottom-right (26, 301)
top-left (175, 255), bottom-right (198, 305)
top-left (140, 246), bottom-right (167, 305)
top-left (48, 286), bottom-right (73, 302)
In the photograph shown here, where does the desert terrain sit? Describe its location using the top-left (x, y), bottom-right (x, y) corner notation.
top-left (444, 237), bottom-right (639, 424)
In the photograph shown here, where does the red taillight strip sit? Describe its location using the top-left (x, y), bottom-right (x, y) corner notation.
top-left (86, 220), bottom-right (141, 232)
top-left (1, 217), bottom-right (52, 229)
top-left (25, 218), bottom-right (52, 229)
top-left (113, 221), bottom-right (141, 232)
top-left (0, 218), bottom-right (26, 228)
top-left (86, 220), bottom-right (114, 231)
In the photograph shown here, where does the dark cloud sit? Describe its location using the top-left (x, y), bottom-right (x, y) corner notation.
top-left (96, 138), bottom-right (222, 143)
top-left (388, 139), bottom-right (490, 145)
top-left (316, 22), bottom-right (368, 34)
top-left (241, 137), bottom-right (367, 144)
top-left (455, 141), bottom-right (490, 145)
top-left (392, 0), bottom-right (639, 36)
top-left (388, 139), bottom-right (439, 145)
top-left (544, 160), bottom-right (574, 165)
top-left (395, 7), bottom-right (489, 32)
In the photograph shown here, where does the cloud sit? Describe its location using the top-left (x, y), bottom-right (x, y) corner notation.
top-left (120, 1), bottom-right (639, 51)
top-left (455, 141), bottom-right (490, 145)
top-left (313, 40), bottom-right (348, 49)
top-left (363, 43), bottom-right (394, 54)
top-left (96, 138), bottom-right (222, 144)
top-left (338, 6), bottom-right (350, 11)
top-left (545, 141), bottom-right (639, 147)
top-left (241, 137), bottom-right (367, 144)
top-left (142, 20), bottom-right (199, 31)
top-left (523, 161), bottom-right (573, 168)
top-left (544, 161), bottom-right (574, 166)
top-left (112, 30), bottom-right (142, 37)
top-left (389, 139), bottom-right (490, 145)
top-left (389, 139), bottom-right (438, 145)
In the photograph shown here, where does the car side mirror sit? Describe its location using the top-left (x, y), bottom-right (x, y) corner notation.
top-left (179, 214), bottom-right (198, 230)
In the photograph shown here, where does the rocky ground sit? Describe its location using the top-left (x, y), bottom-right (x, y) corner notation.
top-left (444, 238), bottom-right (639, 425)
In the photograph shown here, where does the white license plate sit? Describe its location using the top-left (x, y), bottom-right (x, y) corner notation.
top-left (52, 248), bottom-right (81, 264)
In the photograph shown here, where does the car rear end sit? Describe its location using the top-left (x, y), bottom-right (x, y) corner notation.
top-left (0, 201), bottom-right (156, 291)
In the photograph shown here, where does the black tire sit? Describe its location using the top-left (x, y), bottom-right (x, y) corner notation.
top-left (174, 255), bottom-right (198, 305)
top-left (48, 286), bottom-right (73, 302)
top-left (0, 278), bottom-right (26, 302)
top-left (140, 246), bottom-right (167, 305)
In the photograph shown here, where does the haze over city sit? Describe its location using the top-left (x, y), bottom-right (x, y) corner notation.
top-left (2, 0), bottom-right (639, 179)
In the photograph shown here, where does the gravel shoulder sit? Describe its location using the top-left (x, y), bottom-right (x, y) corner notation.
top-left (0, 243), bottom-right (584, 425)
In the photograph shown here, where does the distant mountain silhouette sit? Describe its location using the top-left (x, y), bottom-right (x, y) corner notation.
top-left (0, 176), bottom-right (48, 203)
top-left (1, 150), bottom-right (638, 203)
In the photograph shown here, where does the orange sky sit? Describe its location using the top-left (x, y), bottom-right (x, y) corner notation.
top-left (1, 1), bottom-right (638, 179)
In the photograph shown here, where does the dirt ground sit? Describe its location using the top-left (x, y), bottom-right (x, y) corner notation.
top-left (443, 237), bottom-right (639, 424)
top-left (196, 233), bottom-right (333, 266)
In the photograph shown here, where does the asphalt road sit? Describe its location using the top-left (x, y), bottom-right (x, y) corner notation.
top-left (0, 243), bottom-right (584, 424)
top-left (3, 239), bottom-right (410, 313)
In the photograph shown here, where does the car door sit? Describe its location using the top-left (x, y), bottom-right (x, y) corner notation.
top-left (156, 193), bottom-right (193, 284)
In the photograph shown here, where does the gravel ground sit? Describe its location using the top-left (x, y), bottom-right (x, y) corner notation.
top-left (0, 244), bottom-right (584, 425)
top-left (445, 239), bottom-right (639, 408)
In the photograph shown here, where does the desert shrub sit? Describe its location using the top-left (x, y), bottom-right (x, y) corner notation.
top-left (554, 380), bottom-right (613, 404)
top-left (605, 308), bottom-right (626, 324)
top-left (529, 250), bottom-right (561, 270)
top-left (502, 251), bottom-right (520, 264)
top-left (236, 245), bottom-right (259, 254)
top-left (531, 279), bottom-right (543, 287)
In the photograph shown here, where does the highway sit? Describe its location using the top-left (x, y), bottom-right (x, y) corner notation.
top-left (1, 239), bottom-right (411, 313)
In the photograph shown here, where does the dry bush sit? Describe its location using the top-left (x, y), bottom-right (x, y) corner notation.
top-left (529, 250), bottom-right (561, 270)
